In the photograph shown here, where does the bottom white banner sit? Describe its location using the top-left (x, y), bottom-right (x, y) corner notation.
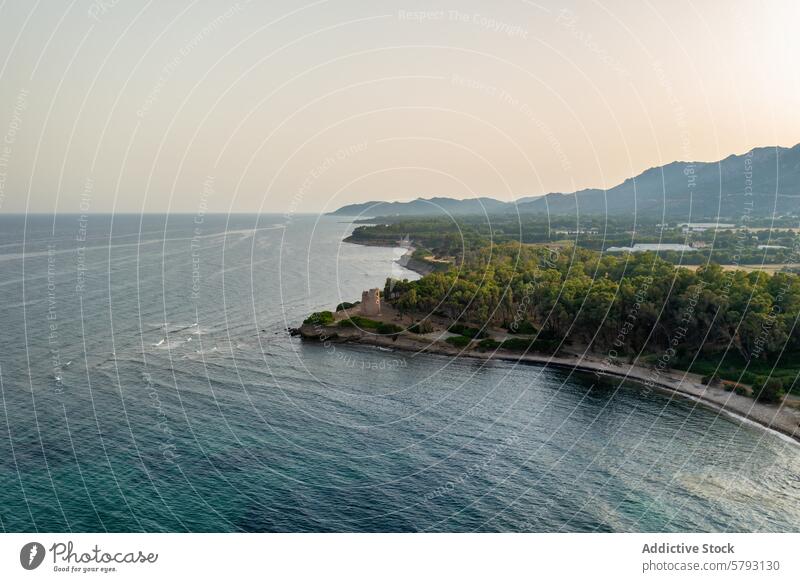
top-left (1, 533), bottom-right (797, 581)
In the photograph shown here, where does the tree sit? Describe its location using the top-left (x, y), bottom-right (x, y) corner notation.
top-left (754, 377), bottom-right (785, 404)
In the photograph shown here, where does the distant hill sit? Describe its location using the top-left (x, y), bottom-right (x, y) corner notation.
top-left (328, 143), bottom-right (800, 219)
top-left (328, 196), bottom-right (513, 217)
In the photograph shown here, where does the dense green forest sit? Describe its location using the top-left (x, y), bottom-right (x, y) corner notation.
top-left (381, 233), bottom-right (800, 401)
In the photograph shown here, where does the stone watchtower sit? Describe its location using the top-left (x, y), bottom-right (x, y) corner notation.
top-left (360, 288), bottom-right (381, 316)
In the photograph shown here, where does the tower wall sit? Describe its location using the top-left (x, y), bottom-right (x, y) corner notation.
top-left (360, 288), bottom-right (381, 316)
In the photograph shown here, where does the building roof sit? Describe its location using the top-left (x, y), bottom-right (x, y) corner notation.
top-left (606, 243), bottom-right (696, 253)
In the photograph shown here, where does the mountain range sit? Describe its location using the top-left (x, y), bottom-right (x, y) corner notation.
top-left (328, 143), bottom-right (800, 219)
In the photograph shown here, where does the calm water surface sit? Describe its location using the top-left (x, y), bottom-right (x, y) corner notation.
top-left (0, 213), bottom-right (798, 532)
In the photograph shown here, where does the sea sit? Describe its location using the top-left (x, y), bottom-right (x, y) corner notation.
top-left (0, 213), bottom-right (798, 532)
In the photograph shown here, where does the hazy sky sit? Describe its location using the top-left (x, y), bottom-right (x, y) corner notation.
top-left (1, 0), bottom-right (799, 214)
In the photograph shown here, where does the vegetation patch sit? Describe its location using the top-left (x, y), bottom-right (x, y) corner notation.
top-left (445, 335), bottom-right (473, 348)
top-left (676, 352), bottom-right (800, 396)
top-left (303, 311), bottom-right (335, 326)
top-left (507, 320), bottom-right (537, 334)
top-left (338, 315), bottom-right (381, 329)
top-left (477, 338), bottom-right (501, 350)
top-left (500, 337), bottom-right (560, 354)
top-left (408, 320), bottom-right (434, 334)
top-left (338, 316), bottom-right (402, 336)
top-left (376, 323), bottom-right (403, 335)
top-left (447, 323), bottom-right (487, 339)
top-left (753, 376), bottom-right (786, 403)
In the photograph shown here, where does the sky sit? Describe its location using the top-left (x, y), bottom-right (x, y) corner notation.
top-left (1, 0), bottom-right (799, 214)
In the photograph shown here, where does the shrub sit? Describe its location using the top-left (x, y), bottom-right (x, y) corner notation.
top-left (508, 320), bottom-right (537, 334)
top-left (409, 320), bottom-right (434, 334)
top-left (376, 323), bottom-right (403, 335)
top-left (445, 335), bottom-right (472, 348)
top-left (754, 377), bottom-right (785, 404)
top-left (335, 301), bottom-right (359, 312)
top-left (339, 315), bottom-right (381, 329)
top-left (477, 338), bottom-right (501, 350)
top-left (741, 371), bottom-right (759, 387)
top-left (500, 337), bottom-right (533, 351)
top-left (733, 384), bottom-right (750, 397)
top-left (500, 337), bottom-right (559, 354)
top-left (339, 316), bottom-right (401, 335)
top-left (303, 311), bottom-right (334, 326)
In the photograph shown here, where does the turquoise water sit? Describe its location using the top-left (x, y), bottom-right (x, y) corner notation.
top-left (0, 213), bottom-right (798, 532)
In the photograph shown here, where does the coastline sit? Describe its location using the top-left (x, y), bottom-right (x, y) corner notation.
top-left (396, 244), bottom-right (437, 276)
top-left (300, 324), bottom-right (800, 444)
top-left (345, 235), bottom-right (440, 276)
top-left (319, 238), bottom-right (800, 443)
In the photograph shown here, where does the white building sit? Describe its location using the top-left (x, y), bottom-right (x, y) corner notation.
top-left (606, 243), bottom-right (696, 253)
top-left (679, 222), bottom-right (735, 233)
